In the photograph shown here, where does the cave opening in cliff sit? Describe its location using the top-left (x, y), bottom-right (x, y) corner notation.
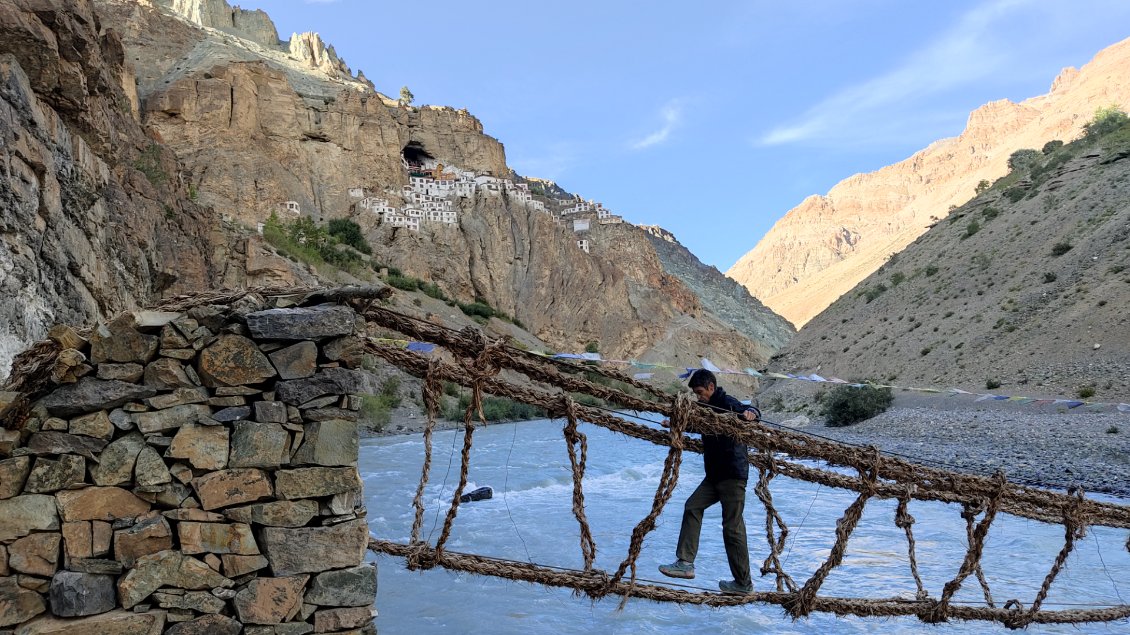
top-left (402, 143), bottom-right (434, 175)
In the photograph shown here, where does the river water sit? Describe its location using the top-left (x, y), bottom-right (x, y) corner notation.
top-left (360, 417), bottom-right (1130, 634)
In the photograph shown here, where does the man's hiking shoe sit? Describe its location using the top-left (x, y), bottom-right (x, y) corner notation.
top-left (658, 560), bottom-right (695, 579)
top-left (719, 579), bottom-right (753, 595)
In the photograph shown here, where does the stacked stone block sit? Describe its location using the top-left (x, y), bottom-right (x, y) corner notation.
top-left (0, 302), bottom-right (376, 634)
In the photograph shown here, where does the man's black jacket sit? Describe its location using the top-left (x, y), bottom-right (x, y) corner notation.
top-left (700, 386), bottom-right (756, 482)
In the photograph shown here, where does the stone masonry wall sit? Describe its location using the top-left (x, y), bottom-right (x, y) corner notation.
top-left (0, 300), bottom-right (375, 634)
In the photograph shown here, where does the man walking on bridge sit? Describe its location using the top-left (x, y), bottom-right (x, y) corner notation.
top-left (659, 369), bottom-right (760, 595)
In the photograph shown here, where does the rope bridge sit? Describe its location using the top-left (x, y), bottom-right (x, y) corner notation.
top-left (5, 286), bottom-right (1127, 629)
top-left (356, 302), bottom-right (1130, 629)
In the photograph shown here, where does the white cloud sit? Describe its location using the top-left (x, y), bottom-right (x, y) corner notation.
top-left (758, 0), bottom-right (1044, 147)
top-left (631, 100), bottom-right (683, 150)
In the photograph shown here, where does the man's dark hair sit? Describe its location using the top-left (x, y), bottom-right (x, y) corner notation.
top-left (688, 369), bottom-right (716, 390)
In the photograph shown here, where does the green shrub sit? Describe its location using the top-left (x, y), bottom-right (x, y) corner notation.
top-left (420, 282), bottom-right (447, 301)
top-left (584, 342), bottom-right (600, 353)
top-left (1041, 140), bottom-right (1064, 154)
top-left (386, 274), bottom-right (421, 291)
top-left (861, 283), bottom-right (888, 303)
top-left (1083, 106), bottom-right (1129, 140)
top-left (1043, 272), bottom-right (1057, 283)
top-left (1050, 242), bottom-right (1073, 256)
top-left (981, 207), bottom-right (999, 221)
top-left (962, 220), bottom-right (981, 239)
top-left (974, 179), bottom-right (991, 195)
top-left (327, 219), bottom-right (372, 254)
top-left (360, 376), bottom-right (402, 432)
top-left (1007, 148), bottom-right (1041, 172)
top-left (457, 301), bottom-right (496, 319)
top-left (925, 264), bottom-right (939, 277)
top-left (1077, 385), bottom-right (1095, 399)
top-left (821, 385), bottom-right (894, 427)
top-left (1107, 425), bottom-right (1120, 434)
top-left (442, 393), bottom-right (545, 421)
top-left (1003, 187), bottom-right (1026, 203)
top-left (985, 378), bottom-right (1002, 390)
top-left (133, 144), bottom-right (168, 186)
top-left (890, 272), bottom-right (906, 286)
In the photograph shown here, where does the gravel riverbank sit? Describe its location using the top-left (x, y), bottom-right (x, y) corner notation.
top-left (762, 397), bottom-right (1130, 499)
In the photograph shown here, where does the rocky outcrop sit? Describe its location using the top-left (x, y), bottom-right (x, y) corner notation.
top-left (0, 301), bottom-right (375, 632)
top-left (0, 0), bottom-right (224, 380)
top-left (158, 0), bottom-right (279, 48)
top-left (97, 0), bottom-right (786, 373)
top-left (729, 36), bottom-right (1130, 327)
top-left (768, 143), bottom-right (1130, 401)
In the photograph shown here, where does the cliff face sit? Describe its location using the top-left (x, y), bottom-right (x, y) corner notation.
top-left (95, 0), bottom-right (787, 371)
top-left (729, 37), bottom-right (1130, 327)
top-left (0, 0), bottom-right (225, 377)
top-left (770, 137), bottom-right (1130, 401)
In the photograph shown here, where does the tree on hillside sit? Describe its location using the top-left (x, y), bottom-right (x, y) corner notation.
top-left (1041, 139), bottom-right (1064, 154)
top-left (1083, 105), bottom-right (1129, 139)
top-left (1007, 148), bottom-right (1041, 172)
top-left (974, 179), bottom-right (991, 195)
top-left (398, 86), bottom-right (414, 106)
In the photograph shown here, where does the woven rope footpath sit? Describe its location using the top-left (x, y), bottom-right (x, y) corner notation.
top-left (5, 287), bottom-right (1126, 627)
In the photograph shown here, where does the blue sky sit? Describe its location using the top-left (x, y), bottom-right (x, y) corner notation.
top-left (255, 1), bottom-right (1130, 270)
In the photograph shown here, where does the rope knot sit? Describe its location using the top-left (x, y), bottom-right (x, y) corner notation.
top-left (405, 542), bottom-right (437, 571)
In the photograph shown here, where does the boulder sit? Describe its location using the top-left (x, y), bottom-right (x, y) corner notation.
top-left (292, 420), bottom-right (358, 467)
top-left (55, 487), bottom-right (151, 522)
top-left (0, 457), bottom-right (31, 499)
top-left (245, 304), bottom-right (356, 340)
top-left (24, 455), bottom-right (85, 494)
top-left (0, 575), bottom-right (46, 627)
top-left (134, 446), bottom-right (172, 487)
top-left (48, 572), bottom-right (115, 617)
top-left (68, 411), bottom-right (114, 440)
top-left (229, 421), bottom-right (289, 468)
top-left (88, 316), bottom-right (159, 365)
top-left (38, 378), bottom-right (156, 418)
top-left (166, 423), bottom-right (229, 470)
top-left (304, 563), bottom-right (376, 607)
top-left (269, 341), bottom-right (318, 380)
top-left (0, 495), bottom-right (60, 541)
top-left (197, 335), bottom-right (277, 387)
top-left (233, 575), bottom-right (309, 624)
top-left (192, 469), bottom-right (272, 510)
top-left (260, 519), bottom-right (368, 576)
top-left (146, 387), bottom-right (209, 410)
top-left (113, 516), bottom-right (173, 567)
top-left (90, 433), bottom-right (146, 486)
top-left (117, 550), bottom-right (232, 609)
top-left (143, 358), bottom-right (194, 390)
top-left (212, 406), bottom-right (251, 422)
top-left (7, 533), bottom-right (61, 577)
top-left (254, 400), bottom-right (288, 423)
top-left (275, 467), bottom-right (362, 500)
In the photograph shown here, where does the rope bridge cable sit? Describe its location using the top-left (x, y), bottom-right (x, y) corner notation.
top-left (353, 299), bottom-right (1130, 628)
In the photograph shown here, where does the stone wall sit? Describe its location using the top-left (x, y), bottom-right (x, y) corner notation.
top-left (0, 300), bottom-right (375, 634)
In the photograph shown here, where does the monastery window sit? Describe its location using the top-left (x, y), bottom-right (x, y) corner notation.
top-left (577, 239), bottom-right (590, 253)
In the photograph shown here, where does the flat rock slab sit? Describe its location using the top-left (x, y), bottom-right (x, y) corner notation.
top-left (135, 404), bottom-right (211, 435)
top-left (89, 316), bottom-right (159, 365)
top-left (15, 608), bottom-right (166, 634)
top-left (304, 563), bottom-right (376, 607)
top-left (223, 499), bottom-right (319, 528)
top-left (260, 519), bottom-right (368, 576)
top-left (68, 411), bottom-right (114, 440)
top-left (221, 553), bottom-right (270, 577)
top-left (269, 341), bottom-right (318, 380)
top-left (90, 433), bottom-right (146, 486)
top-left (0, 457), bottom-right (31, 499)
top-left (178, 521), bottom-right (258, 555)
top-left (39, 378), bottom-right (156, 418)
top-left (233, 575), bottom-right (309, 624)
top-left (275, 368), bottom-right (364, 406)
top-left (313, 606), bottom-right (374, 632)
top-left (113, 516), bottom-right (173, 568)
top-left (0, 495), bottom-right (60, 541)
top-left (24, 455), bottom-right (86, 494)
top-left (164, 614), bottom-right (241, 635)
top-left (229, 421), bottom-right (289, 469)
top-left (8, 533), bottom-right (61, 577)
top-left (56, 487), bottom-right (151, 522)
top-left (193, 469), bottom-right (273, 510)
top-left (246, 304), bottom-right (357, 340)
top-left (292, 420), bottom-right (358, 467)
top-left (48, 571), bottom-right (116, 617)
top-left (166, 424), bottom-right (229, 471)
top-left (26, 432), bottom-right (107, 456)
top-left (117, 550), bottom-right (232, 609)
top-left (274, 467), bottom-right (361, 500)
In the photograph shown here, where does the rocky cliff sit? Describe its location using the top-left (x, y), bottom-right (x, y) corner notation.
top-left (729, 36), bottom-right (1130, 327)
top-left (95, 0), bottom-right (788, 374)
top-left (768, 131), bottom-right (1130, 401)
top-left (0, 0), bottom-right (228, 379)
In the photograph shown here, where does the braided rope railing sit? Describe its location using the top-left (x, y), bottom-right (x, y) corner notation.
top-left (6, 286), bottom-right (1125, 627)
top-left (356, 301), bottom-right (1130, 628)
